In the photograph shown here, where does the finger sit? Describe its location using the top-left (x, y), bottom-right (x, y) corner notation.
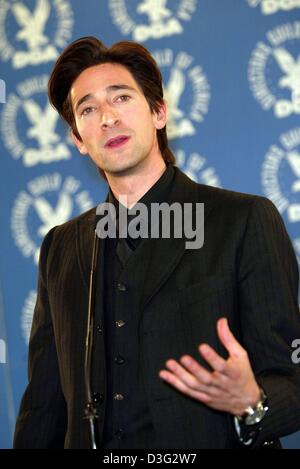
top-left (199, 343), bottom-right (244, 380)
top-left (179, 355), bottom-right (213, 386)
top-left (180, 355), bottom-right (231, 392)
top-left (164, 359), bottom-right (204, 391)
top-left (164, 359), bottom-right (221, 396)
top-left (198, 343), bottom-right (227, 373)
top-left (159, 369), bottom-right (213, 404)
top-left (217, 318), bottom-right (244, 358)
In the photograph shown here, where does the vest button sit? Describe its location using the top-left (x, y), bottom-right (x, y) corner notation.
top-left (115, 319), bottom-right (126, 328)
top-left (113, 393), bottom-right (124, 401)
top-left (92, 392), bottom-right (104, 404)
top-left (114, 355), bottom-right (125, 364)
top-left (117, 282), bottom-right (127, 291)
top-left (96, 324), bottom-right (103, 333)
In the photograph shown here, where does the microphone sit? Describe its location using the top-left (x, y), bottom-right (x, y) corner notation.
top-left (83, 217), bottom-right (100, 449)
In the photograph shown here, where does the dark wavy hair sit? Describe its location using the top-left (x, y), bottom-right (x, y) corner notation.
top-left (48, 36), bottom-right (175, 178)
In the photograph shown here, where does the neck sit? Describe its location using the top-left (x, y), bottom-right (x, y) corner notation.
top-left (105, 157), bottom-right (167, 208)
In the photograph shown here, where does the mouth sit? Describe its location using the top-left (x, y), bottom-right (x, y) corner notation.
top-left (104, 135), bottom-right (130, 149)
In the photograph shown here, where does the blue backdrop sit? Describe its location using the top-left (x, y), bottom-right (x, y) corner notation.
top-left (0, 0), bottom-right (300, 449)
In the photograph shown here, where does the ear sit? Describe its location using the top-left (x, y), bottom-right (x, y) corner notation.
top-left (70, 130), bottom-right (88, 155)
top-left (153, 101), bottom-right (167, 130)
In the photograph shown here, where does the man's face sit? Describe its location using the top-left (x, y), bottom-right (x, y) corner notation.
top-left (70, 62), bottom-right (166, 176)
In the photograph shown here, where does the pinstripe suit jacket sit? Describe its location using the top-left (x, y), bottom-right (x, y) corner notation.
top-left (14, 166), bottom-right (300, 448)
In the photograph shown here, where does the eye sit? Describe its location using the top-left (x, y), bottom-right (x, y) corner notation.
top-left (115, 95), bottom-right (130, 103)
top-left (81, 106), bottom-right (95, 116)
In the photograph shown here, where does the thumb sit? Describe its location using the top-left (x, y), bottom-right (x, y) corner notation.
top-left (217, 317), bottom-right (244, 358)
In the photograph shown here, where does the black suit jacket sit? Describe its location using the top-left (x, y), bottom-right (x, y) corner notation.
top-left (14, 167), bottom-right (300, 448)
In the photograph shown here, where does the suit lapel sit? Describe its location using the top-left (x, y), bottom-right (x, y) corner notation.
top-left (140, 167), bottom-right (214, 311)
top-left (76, 209), bottom-right (99, 292)
top-left (139, 236), bottom-right (186, 311)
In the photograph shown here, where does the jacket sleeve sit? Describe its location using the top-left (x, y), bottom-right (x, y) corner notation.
top-left (13, 227), bottom-right (67, 448)
top-left (237, 196), bottom-right (300, 446)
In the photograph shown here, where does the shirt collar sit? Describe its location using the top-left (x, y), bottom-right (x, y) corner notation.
top-left (108, 163), bottom-right (175, 215)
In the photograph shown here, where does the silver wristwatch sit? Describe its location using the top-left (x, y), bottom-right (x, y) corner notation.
top-left (238, 387), bottom-right (269, 426)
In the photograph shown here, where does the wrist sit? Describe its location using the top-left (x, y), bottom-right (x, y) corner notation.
top-left (236, 383), bottom-right (261, 417)
top-left (248, 383), bottom-right (261, 407)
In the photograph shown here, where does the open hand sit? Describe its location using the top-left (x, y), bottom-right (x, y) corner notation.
top-left (159, 317), bottom-right (260, 416)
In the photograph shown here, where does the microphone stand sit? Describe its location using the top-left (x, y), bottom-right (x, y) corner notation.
top-left (84, 229), bottom-right (99, 449)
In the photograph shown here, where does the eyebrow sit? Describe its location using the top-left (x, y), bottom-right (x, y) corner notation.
top-left (74, 84), bottom-right (136, 112)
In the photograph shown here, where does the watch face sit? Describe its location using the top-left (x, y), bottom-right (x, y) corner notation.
top-left (245, 409), bottom-right (264, 425)
top-left (239, 388), bottom-right (269, 426)
top-left (245, 403), bottom-right (269, 426)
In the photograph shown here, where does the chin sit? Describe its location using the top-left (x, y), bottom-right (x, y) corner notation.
top-left (104, 158), bottom-right (143, 175)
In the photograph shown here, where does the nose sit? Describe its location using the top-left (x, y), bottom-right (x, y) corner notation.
top-left (101, 106), bottom-right (120, 129)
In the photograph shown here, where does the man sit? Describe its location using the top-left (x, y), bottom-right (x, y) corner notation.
top-left (14, 37), bottom-right (300, 449)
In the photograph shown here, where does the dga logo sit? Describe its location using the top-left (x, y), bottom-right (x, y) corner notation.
top-left (176, 150), bottom-right (222, 187)
top-left (152, 49), bottom-right (210, 139)
top-left (261, 127), bottom-right (300, 265)
top-left (247, 0), bottom-right (300, 14)
top-left (0, 0), bottom-right (74, 68)
top-left (11, 173), bottom-right (94, 264)
top-left (1, 75), bottom-right (73, 167)
top-left (0, 78), bottom-right (5, 103)
top-left (21, 290), bottom-right (37, 345)
top-left (109, 0), bottom-right (198, 41)
top-left (248, 22), bottom-right (300, 118)
top-left (0, 339), bottom-right (6, 364)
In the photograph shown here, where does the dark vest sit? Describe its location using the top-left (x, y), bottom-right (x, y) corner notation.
top-left (98, 165), bottom-right (175, 449)
top-left (101, 235), bottom-right (156, 448)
